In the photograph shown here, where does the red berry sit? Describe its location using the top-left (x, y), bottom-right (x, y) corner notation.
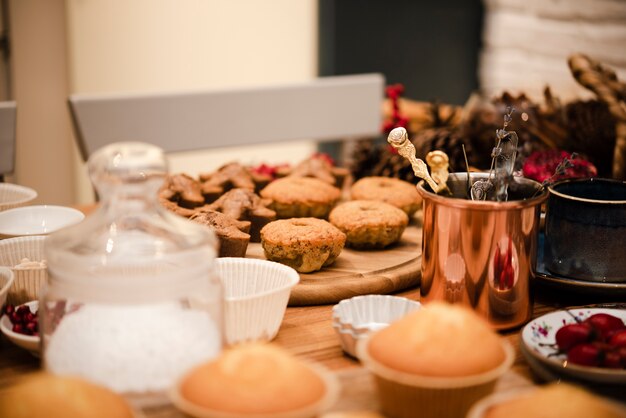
top-left (555, 323), bottom-right (594, 350)
top-left (16, 305), bottom-right (31, 316)
top-left (12, 323), bottom-right (24, 334)
top-left (25, 321), bottom-right (38, 334)
top-left (567, 343), bottom-right (601, 367)
top-left (584, 313), bottom-right (625, 340)
top-left (602, 350), bottom-right (623, 369)
top-left (609, 329), bottom-right (626, 348)
top-left (618, 347), bottom-right (626, 366)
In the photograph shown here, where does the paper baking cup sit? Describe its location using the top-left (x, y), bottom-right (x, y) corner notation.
top-left (332, 295), bottom-right (421, 333)
top-left (357, 336), bottom-right (514, 418)
top-left (217, 258), bottom-right (299, 345)
top-left (170, 361), bottom-right (339, 418)
top-left (0, 266), bottom-right (15, 307)
top-left (0, 235), bottom-right (47, 305)
top-left (0, 183), bottom-right (37, 212)
top-left (332, 295), bottom-right (421, 359)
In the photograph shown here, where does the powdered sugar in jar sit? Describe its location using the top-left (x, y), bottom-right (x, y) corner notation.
top-left (41, 142), bottom-right (222, 406)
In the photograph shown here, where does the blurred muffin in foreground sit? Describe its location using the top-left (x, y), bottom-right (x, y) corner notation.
top-left (470, 383), bottom-right (626, 418)
top-left (0, 372), bottom-right (134, 418)
top-left (173, 343), bottom-right (338, 417)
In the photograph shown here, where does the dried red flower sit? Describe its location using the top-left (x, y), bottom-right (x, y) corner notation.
top-left (522, 150), bottom-right (598, 183)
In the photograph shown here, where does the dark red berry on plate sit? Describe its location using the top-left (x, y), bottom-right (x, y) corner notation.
top-left (602, 350), bottom-right (623, 369)
top-left (12, 323), bottom-right (24, 334)
top-left (567, 343), bottom-right (601, 367)
top-left (555, 323), bottom-right (594, 350)
top-left (609, 329), bottom-right (626, 348)
top-left (584, 313), bottom-right (625, 340)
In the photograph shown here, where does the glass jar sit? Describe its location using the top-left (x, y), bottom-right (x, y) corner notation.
top-left (41, 142), bottom-right (222, 405)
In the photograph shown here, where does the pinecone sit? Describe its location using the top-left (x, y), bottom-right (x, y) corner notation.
top-left (350, 139), bottom-right (385, 180)
top-left (414, 128), bottom-right (477, 172)
top-left (565, 100), bottom-right (616, 177)
top-left (370, 149), bottom-right (417, 183)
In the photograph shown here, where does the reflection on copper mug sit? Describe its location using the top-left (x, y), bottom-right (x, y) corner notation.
top-left (417, 173), bottom-right (547, 330)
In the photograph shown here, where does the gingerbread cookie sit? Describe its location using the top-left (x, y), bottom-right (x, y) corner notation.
top-left (189, 210), bottom-right (251, 257)
top-left (207, 188), bottom-right (276, 242)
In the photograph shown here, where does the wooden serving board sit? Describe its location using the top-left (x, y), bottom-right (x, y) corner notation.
top-left (246, 224), bottom-right (423, 306)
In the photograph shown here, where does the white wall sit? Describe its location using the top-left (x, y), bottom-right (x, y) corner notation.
top-left (65, 0), bottom-right (318, 203)
top-left (9, 0), bottom-right (75, 205)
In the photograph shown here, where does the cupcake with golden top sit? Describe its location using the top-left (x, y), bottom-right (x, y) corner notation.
top-left (468, 383), bottom-right (626, 418)
top-left (0, 373), bottom-right (135, 418)
top-left (172, 343), bottom-right (339, 418)
top-left (358, 302), bottom-right (514, 418)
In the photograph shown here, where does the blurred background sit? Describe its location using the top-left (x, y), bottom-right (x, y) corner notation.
top-left (1, 0), bottom-right (625, 204)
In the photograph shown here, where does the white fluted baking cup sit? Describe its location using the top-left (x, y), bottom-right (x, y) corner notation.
top-left (0, 266), bottom-right (15, 307)
top-left (332, 295), bottom-right (421, 359)
top-left (332, 295), bottom-right (421, 333)
top-left (216, 258), bottom-right (299, 345)
top-left (0, 235), bottom-right (47, 305)
top-left (0, 183), bottom-right (37, 212)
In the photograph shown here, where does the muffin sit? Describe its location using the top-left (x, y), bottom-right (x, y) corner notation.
top-left (358, 302), bottom-right (513, 418)
top-left (350, 176), bottom-right (422, 217)
top-left (0, 373), bottom-right (134, 418)
top-left (329, 200), bottom-right (408, 249)
top-left (261, 218), bottom-right (346, 273)
top-left (190, 210), bottom-right (251, 257)
top-left (470, 383), bottom-right (626, 418)
top-left (260, 177), bottom-right (341, 219)
top-left (174, 343), bottom-right (338, 417)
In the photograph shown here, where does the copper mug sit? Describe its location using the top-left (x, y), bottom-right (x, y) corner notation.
top-left (417, 173), bottom-right (547, 330)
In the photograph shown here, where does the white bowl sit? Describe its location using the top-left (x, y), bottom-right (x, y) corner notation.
top-left (217, 258), bottom-right (300, 345)
top-left (0, 205), bottom-right (84, 238)
top-left (0, 266), bottom-right (15, 308)
top-left (332, 295), bottom-right (421, 359)
top-left (0, 183), bottom-right (37, 212)
top-left (0, 235), bottom-right (47, 305)
top-left (0, 300), bottom-right (40, 355)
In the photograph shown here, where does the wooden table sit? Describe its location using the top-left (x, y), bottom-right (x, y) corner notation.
top-left (1, 280), bottom-right (623, 416)
top-left (1, 208), bottom-right (624, 415)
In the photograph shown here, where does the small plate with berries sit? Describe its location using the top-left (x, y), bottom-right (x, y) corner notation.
top-left (0, 300), bottom-right (40, 355)
top-left (520, 306), bottom-right (626, 384)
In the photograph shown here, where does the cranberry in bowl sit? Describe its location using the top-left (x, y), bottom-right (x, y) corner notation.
top-left (0, 300), bottom-right (40, 355)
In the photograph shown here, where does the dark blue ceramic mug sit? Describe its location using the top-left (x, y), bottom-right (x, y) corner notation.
top-left (544, 178), bottom-right (626, 282)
